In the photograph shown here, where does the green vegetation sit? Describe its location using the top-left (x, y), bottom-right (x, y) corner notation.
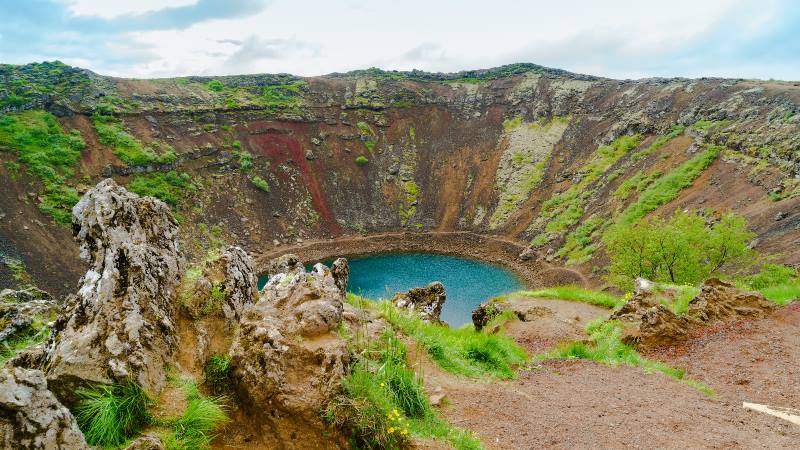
top-left (203, 355), bottom-right (232, 392)
top-left (604, 210), bottom-right (754, 290)
top-left (613, 170), bottom-right (663, 201)
top-left (356, 121), bottom-right (377, 152)
top-left (537, 320), bottom-right (714, 396)
top-left (206, 80), bottom-right (225, 92)
top-left (326, 326), bottom-right (482, 449)
top-left (373, 298), bottom-right (527, 379)
top-left (355, 155), bottom-right (369, 166)
top-left (1, 255), bottom-right (30, 283)
top-left (93, 114), bottom-right (175, 166)
top-left (738, 264), bottom-right (800, 305)
top-left (0, 313), bottom-right (52, 365)
top-left (518, 286), bottom-right (623, 309)
top-left (0, 110), bottom-right (86, 223)
top-left (555, 216), bottom-right (606, 265)
top-left (251, 175), bottom-right (269, 192)
top-left (502, 115), bottom-right (522, 131)
top-left (235, 150), bottom-right (252, 170)
top-left (161, 379), bottom-right (229, 450)
top-left (261, 81), bottom-right (306, 106)
top-left (128, 171), bottom-right (192, 206)
top-left (630, 125), bottom-right (686, 162)
top-left (532, 134), bottom-right (642, 242)
top-left (618, 146), bottom-right (721, 224)
top-left (75, 381), bottom-right (153, 448)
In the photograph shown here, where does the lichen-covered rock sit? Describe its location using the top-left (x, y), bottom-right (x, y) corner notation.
top-left (392, 282), bottom-right (446, 324)
top-left (0, 286), bottom-right (57, 344)
top-left (0, 367), bottom-right (88, 449)
top-left (688, 278), bottom-right (776, 322)
top-left (179, 246), bottom-right (258, 321)
top-left (45, 179), bottom-right (184, 403)
top-left (230, 260), bottom-right (349, 448)
top-left (330, 257), bottom-right (349, 296)
top-left (264, 253), bottom-right (305, 277)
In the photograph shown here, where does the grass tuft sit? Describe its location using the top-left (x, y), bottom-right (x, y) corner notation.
top-left (203, 354), bottom-right (232, 392)
top-left (161, 378), bottom-right (229, 450)
top-left (75, 380), bottom-right (153, 448)
top-left (518, 286), bottom-right (623, 309)
top-left (373, 299), bottom-right (527, 379)
top-left (536, 320), bottom-right (714, 396)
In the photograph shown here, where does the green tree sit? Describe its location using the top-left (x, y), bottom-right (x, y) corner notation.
top-left (604, 210), bottom-right (754, 289)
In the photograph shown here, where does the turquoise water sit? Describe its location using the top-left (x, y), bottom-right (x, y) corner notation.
top-left (258, 253), bottom-right (525, 326)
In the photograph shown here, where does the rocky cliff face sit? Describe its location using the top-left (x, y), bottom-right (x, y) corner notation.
top-left (1, 63), bottom-right (798, 294)
top-left (45, 179), bottom-right (184, 402)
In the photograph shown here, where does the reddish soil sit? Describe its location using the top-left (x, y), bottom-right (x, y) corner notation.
top-left (412, 300), bottom-right (800, 449)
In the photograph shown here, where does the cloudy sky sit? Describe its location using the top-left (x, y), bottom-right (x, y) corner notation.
top-left (1, 0), bottom-right (798, 80)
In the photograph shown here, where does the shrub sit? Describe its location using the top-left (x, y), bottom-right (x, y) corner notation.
top-left (355, 155), bottom-right (369, 166)
top-left (75, 381), bottom-right (153, 447)
top-left (206, 80), bottom-right (225, 92)
top-left (251, 175), bottom-right (269, 192)
top-left (204, 355), bottom-right (232, 392)
top-left (236, 150), bottom-right (252, 170)
top-left (604, 210), bottom-right (754, 290)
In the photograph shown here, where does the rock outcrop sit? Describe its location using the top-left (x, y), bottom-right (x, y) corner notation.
top-left (0, 367), bottom-right (88, 449)
top-left (611, 290), bottom-right (689, 350)
top-left (178, 246), bottom-right (258, 321)
top-left (230, 258), bottom-right (349, 448)
top-left (688, 278), bottom-right (776, 321)
top-left (45, 179), bottom-right (184, 403)
top-left (472, 300), bottom-right (508, 331)
top-left (391, 281), bottom-right (446, 324)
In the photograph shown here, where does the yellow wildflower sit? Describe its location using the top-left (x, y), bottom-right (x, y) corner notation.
top-left (388, 427), bottom-right (395, 434)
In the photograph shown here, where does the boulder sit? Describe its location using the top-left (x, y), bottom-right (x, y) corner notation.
top-left (391, 282), bottom-right (446, 324)
top-left (611, 292), bottom-right (688, 350)
top-left (471, 300), bottom-right (508, 331)
top-left (123, 433), bottom-right (164, 450)
top-left (0, 367), bottom-right (88, 449)
top-left (0, 286), bottom-right (57, 345)
top-left (230, 260), bottom-right (349, 448)
top-left (688, 278), bottom-right (776, 322)
top-left (264, 253), bottom-right (305, 277)
top-left (45, 179), bottom-right (184, 403)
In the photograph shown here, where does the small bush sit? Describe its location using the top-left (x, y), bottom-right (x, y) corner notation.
top-left (206, 80), bottom-right (225, 92)
top-left (251, 175), bottom-right (269, 192)
top-left (204, 355), bottom-right (232, 392)
top-left (236, 150), bottom-right (252, 170)
top-left (75, 380), bottom-right (153, 447)
top-left (355, 155), bottom-right (369, 166)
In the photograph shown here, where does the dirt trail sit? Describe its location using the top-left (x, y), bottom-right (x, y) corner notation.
top-left (411, 299), bottom-right (800, 449)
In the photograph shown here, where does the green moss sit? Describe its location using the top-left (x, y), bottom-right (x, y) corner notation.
top-left (0, 110), bottom-right (85, 223)
top-left (128, 171), bottom-right (193, 206)
top-left (261, 81), bottom-right (306, 106)
top-left (619, 146), bottom-right (721, 224)
top-left (355, 155), bottom-right (369, 166)
top-left (251, 175), bottom-right (269, 192)
top-left (502, 115), bottom-right (522, 131)
top-left (531, 134), bottom-right (641, 242)
top-left (93, 114), bottom-right (173, 166)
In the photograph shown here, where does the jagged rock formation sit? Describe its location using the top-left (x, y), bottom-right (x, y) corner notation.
top-left (45, 179), bottom-right (184, 403)
top-left (688, 278), bottom-right (776, 321)
top-left (178, 246), bottom-right (258, 321)
top-left (0, 367), bottom-right (88, 449)
top-left (392, 281), bottom-right (447, 323)
top-left (229, 258), bottom-right (349, 448)
top-left (264, 253), bottom-right (306, 277)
